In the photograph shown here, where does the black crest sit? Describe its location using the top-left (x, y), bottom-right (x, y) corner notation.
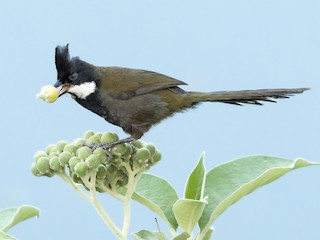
top-left (55, 44), bottom-right (71, 79)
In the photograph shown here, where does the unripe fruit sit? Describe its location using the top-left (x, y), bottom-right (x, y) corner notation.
top-left (131, 140), bottom-right (143, 148)
top-left (101, 132), bottom-right (119, 144)
top-left (74, 162), bottom-right (88, 177)
top-left (86, 154), bottom-right (101, 169)
top-left (56, 141), bottom-right (67, 152)
top-left (135, 148), bottom-right (151, 161)
top-left (73, 138), bottom-right (86, 147)
top-left (36, 157), bottom-right (50, 174)
top-left (111, 143), bottom-right (127, 155)
top-left (96, 165), bottom-right (107, 179)
top-left (58, 152), bottom-right (72, 167)
top-left (49, 146), bottom-right (59, 155)
top-left (48, 151), bottom-right (58, 159)
top-left (144, 144), bottom-right (156, 157)
top-left (33, 151), bottom-right (47, 161)
top-left (69, 156), bottom-right (81, 171)
top-left (86, 135), bottom-right (101, 144)
top-left (36, 85), bottom-right (59, 103)
top-left (94, 133), bottom-right (102, 139)
top-left (77, 146), bottom-right (92, 160)
top-left (152, 150), bottom-right (162, 163)
top-left (63, 144), bottom-right (77, 155)
top-left (84, 130), bottom-right (95, 139)
top-left (105, 164), bottom-right (118, 174)
top-left (44, 170), bottom-right (55, 178)
top-left (45, 144), bottom-right (55, 155)
top-left (72, 172), bottom-right (83, 184)
top-left (49, 156), bottom-right (61, 171)
top-left (31, 162), bottom-right (41, 176)
top-left (93, 148), bottom-right (107, 162)
top-left (121, 144), bottom-right (133, 159)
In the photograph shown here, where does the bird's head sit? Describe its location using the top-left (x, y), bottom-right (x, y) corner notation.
top-left (54, 44), bottom-right (97, 100)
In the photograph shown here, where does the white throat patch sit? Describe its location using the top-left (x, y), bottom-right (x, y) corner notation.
top-left (68, 81), bottom-right (97, 99)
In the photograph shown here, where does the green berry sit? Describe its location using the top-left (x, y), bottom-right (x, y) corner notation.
top-left (48, 151), bottom-right (58, 159)
top-left (74, 162), bottom-right (88, 177)
top-left (44, 170), bottom-right (55, 178)
top-left (33, 151), bottom-right (47, 161)
top-left (105, 164), bottom-right (118, 175)
top-left (152, 150), bottom-right (162, 163)
top-left (111, 143), bottom-right (127, 155)
top-left (95, 186), bottom-right (105, 193)
top-left (73, 138), bottom-right (86, 147)
top-left (58, 151), bottom-right (72, 167)
top-left (144, 144), bottom-right (156, 156)
top-left (56, 140), bottom-right (68, 152)
top-left (116, 175), bottom-right (128, 188)
top-left (77, 146), bottom-right (92, 160)
top-left (36, 157), bottom-right (50, 174)
top-left (84, 130), bottom-right (95, 139)
top-left (72, 172), bottom-right (83, 184)
top-left (45, 144), bottom-right (55, 154)
top-left (69, 156), bottom-right (81, 171)
top-left (49, 146), bottom-right (59, 155)
top-left (131, 140), bottom-right (143, 148)
top-left (94, 133), bottom-right (102, 139)
top-left (96, 165), bottom-right (107, 179)
top-left (121, 144), bottom-right (133, 159)
top-left (86, 154), bottom-right (101, 169)
top-left (101, 132), bottom-right (119, 144)
top-left (135, 148), bottom-right (151, 161)
top-left (63, 144), bottom-right (78, 155)
top-left (93, 148), bottom-right (107, 162)
top-left (86, 135), bottom-right (101, 144)
top-left (49, 156), bottom-right (61, 171)
top-left (31, 162), bottom-right (41, 176)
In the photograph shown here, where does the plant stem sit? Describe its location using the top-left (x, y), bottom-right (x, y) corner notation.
top-left (84, 172), bottom-right (125, 240)
top-left (58, 171), bottom-right (91, 201)
top-left (121, 167), bottom-right (141, 238)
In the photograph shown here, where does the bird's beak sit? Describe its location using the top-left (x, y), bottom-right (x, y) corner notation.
top-left (54, 81), bottom-right (71, 97)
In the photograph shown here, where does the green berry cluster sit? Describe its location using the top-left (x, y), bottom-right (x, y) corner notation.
top-left (31, 131), bottom-right (161, 191)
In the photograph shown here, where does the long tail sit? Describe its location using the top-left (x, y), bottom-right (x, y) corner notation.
top-left (188, 88), bottom-right (309, 106)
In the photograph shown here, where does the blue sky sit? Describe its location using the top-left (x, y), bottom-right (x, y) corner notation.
top-left (1, 0), bottom-right (319, 239)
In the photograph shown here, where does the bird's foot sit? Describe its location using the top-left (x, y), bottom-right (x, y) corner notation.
top-left (83, 143), bottom-right (114, 160)
top-left (84, 136), bottom-right (136, 160)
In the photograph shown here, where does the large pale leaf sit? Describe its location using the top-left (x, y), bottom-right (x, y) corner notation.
top-left (0, 205), bottom-right (40, 240)
top-left (172, 232), bottom-right (190, 240)
top-left (199, 156), bottom-right (319, 231)
top-left (172, 199), bottom-right (206, 234)
top-left (184, 153), bottom-right (206, 200)
top-left (133, 174), bottom-right (179, 230)
top-left (132, 230), bottom-right (167, 240)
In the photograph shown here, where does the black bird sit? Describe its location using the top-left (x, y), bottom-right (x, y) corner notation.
top-left (54, 44), bottom-right (309, 149)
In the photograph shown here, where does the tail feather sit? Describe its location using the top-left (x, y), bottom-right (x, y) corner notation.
top-left (188, 88), bottom-right (309, 106)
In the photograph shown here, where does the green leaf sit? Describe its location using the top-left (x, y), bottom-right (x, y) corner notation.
top-left (133, 174), bottom-right (179, 230)
top-left (172, 199), bottom-right (207, 234)
top-left (0, 205), bottom-right (40, 240)
top-left (199, 156), bottom-right (320, 232)
top-left (132, 230), bottom-right (167, 240)
top-left (184, 153), bottom-right (206, 200)
top-left (201, 227), bottom-right (214, 240)
top-left (0, 231), bottom-right (15, 240)
top-left (172, 232), bottom-right (190, 240)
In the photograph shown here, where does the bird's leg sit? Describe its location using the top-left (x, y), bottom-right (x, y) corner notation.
top-left (84, 136), bottom-right (136, 160)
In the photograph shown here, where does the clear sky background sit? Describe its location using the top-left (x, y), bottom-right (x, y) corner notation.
top-left (1, 0), bottom-right (319, 239)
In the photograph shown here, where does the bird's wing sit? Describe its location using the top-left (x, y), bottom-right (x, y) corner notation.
top-left (97, 67), bottom-right (187, 99)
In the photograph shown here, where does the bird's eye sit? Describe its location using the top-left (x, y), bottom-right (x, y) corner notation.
top-left (68, 73), bottom-right (78, 81)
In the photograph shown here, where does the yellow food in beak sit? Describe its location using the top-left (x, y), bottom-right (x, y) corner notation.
top-left (36, 85), bottom-right (59, 103)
